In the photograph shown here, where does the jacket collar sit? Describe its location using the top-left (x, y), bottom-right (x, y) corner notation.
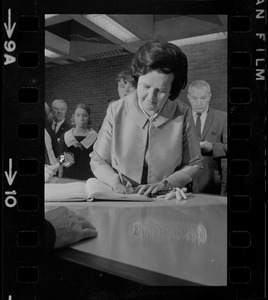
top-left (124, 91), bottom-right (178, 129)
top-left (201, 108), bottom-right (214, 139)
top-left (53, 118), bottom-right (65, 128)
top-left (64, 128), bottom-right (97, 149)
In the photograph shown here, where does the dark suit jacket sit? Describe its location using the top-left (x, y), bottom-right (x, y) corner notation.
top-left (193, 108), bottom-right (227, 195)
top-left (53, 120), bottom-right (72, 142)
top-left (45, 118), bottom-right (60, 164)
top-left (46, 127), bottom-right (60, 156)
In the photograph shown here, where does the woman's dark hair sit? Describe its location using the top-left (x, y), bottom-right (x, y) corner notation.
top-left (131, 41), bottom-right (188, 100)
top-left (71, 103), bottom-right (92, 128)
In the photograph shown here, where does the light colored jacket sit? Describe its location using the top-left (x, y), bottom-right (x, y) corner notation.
top-left (90, 91), bottom-right (203, 186)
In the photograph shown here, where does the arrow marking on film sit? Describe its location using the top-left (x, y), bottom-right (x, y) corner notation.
top-left (5, 158), bottom-right (17, 186)
top-left (4, 9), bottom-right (16, 39)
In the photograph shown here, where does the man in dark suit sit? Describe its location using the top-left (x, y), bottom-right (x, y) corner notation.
top-left (51, 99), bottom-right (71, 143)
top-left (187, 80), bottom-right (227, 195)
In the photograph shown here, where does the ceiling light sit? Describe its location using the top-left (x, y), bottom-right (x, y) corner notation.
top-left (45, 14), bottom-right (59, 19)
top-left (77, 57), bottom-right (87, 62)
top-left (45, 48), bottom-right (62, 58)
top-left (85, 14), bottom-right (139, 43)
top-left (57, 60), bottom-right (70, 65)
top-left (169, 32), bottom-right (227, 47)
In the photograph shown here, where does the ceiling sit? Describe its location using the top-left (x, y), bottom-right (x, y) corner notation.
top-left (45, 14), bottom-right (227, 68)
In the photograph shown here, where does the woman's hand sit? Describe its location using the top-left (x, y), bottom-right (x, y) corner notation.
top-left (134, 182), bottom-right (165, 197)
top-left (110, 174), bottom-right (133, 194)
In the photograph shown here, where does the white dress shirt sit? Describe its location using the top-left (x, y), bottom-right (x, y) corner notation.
top-left (52, 119), bottom-right (65, 133)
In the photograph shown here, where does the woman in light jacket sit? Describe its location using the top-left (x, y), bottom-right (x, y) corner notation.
top-left (90, 41), bottom-right (203, 196)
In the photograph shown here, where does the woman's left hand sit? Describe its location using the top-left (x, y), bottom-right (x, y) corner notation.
top-left (134, 182), bottom-right (165, 197)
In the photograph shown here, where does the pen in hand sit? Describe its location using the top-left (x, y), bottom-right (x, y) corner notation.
top-left (114, 158), bottom-right (133, 194)
top-left (117, 168), bottom-right (124, 185)
top-left (114, 158), bottom-right (124, 183)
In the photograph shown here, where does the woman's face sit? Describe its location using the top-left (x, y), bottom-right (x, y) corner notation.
top-left (117, 79), bottom-right (136, 98)
top-left (73, 108), bottom-right (89, 128)
top-left (137, 70), bottom-right (174, 116)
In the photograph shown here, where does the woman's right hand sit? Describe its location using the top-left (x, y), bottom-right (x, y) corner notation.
top-left (110, 174), bottom-right (133, 194)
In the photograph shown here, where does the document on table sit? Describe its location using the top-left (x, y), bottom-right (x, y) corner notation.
top-left (45, 178), bottom-right (153, 202)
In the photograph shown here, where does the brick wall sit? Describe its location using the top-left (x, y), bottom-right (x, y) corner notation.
top-left (45, 39), bottom-right (227, 131)
top-left (180, 39), bottom-right (227, 112)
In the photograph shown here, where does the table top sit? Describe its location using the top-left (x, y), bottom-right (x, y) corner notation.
top-left (46, 193), bottom-right (227, 286)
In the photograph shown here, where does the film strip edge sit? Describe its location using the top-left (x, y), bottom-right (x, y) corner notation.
top-left (3, 1), bottom-right (44, 299)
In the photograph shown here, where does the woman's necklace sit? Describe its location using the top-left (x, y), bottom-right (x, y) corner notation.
top-left (138, 99), bottom-right (167, 122)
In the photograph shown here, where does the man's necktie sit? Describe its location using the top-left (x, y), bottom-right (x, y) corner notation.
top-left (195, 112), bottom-right (202, 138)
top-left (53, 122), bottom-right (57, 133)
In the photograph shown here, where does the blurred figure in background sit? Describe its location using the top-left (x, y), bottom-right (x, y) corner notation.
top-left (116, 70), bottom-right (137, 98)
top-left (51, 99), bottom-right (71, 143)
top-left (107, 70), bottom-right (137, 105)
top-left (187, 80), bottom-right (227, 195)
top-left (45, 102), bottom-right (60, 182)
top-left (59, 103), bottom-right (97, 180)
